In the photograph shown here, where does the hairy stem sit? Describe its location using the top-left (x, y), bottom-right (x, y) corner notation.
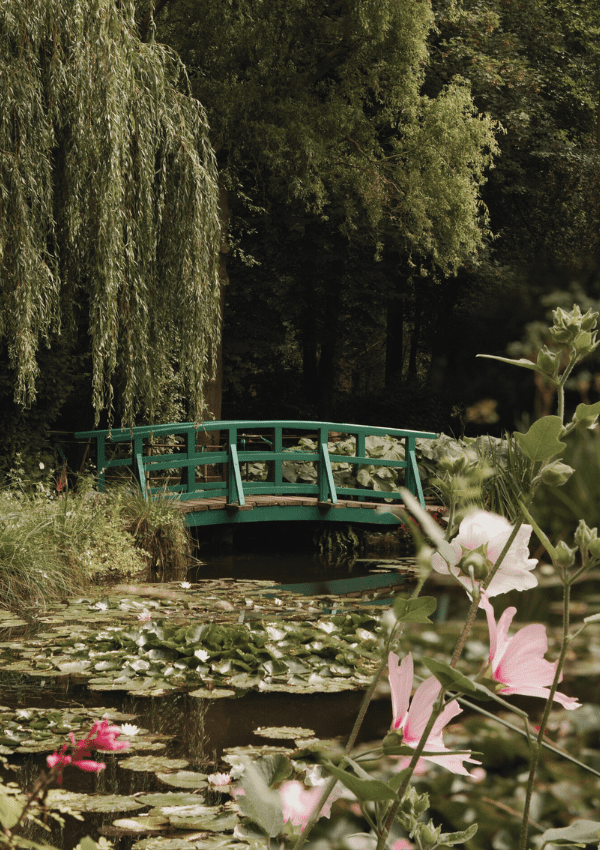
top-left (519, 578), bottom-right (572, 850)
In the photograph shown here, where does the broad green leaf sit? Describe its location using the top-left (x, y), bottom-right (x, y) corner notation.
top-left (324, 763), bottom-right (396, 802)
top-left (238, 761), bottom-right (283, 837)
top-left (574, 401), bottom-right (600, 427)
top-left (421, 657), bottom-right (478, 695)
top-left (393, 596), bottom-right (436, 624)
top-left (541, 819), bottom-right (600, 847)
top-left (0, 792), bottom-right (23, 828)
top-left (250, 753), bottom-right (292, 786)
top-left (513, 416), bottom-right (566, 462)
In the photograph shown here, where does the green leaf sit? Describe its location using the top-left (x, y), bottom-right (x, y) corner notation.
top-left (421, 658), bottom-right (478, 695)
top-left (0, 792), bottom-right (23, 829)
top-left (393, 596), bottom-right (437, 624)
top-left (250, 753), bottom-right (292, 787)
top-left (574, 401), bottom-right (600, 428)
top-left (513, 416), bottom-right (566, 462)
top-left (540, 819), bottom-right (600, 848)
top-left (477, 354), bottom-right (542, 373)
top-left (439, 823), bottom-right (478, 845)
top-left (238, 761), bottom-right (283, 837)
top-left (324, 763), bottom-right (396, 802)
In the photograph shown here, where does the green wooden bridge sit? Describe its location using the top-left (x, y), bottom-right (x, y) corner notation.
top-left (74, 420), bottom-right (438, 528)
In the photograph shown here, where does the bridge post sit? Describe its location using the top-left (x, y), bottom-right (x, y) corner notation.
top-left (227, 426), bottom-right (245, 506)
top-left (179, 428), bottom-right (196, 493)
top-left (356, 432), bottom-right (366, 502)
top-left (133, 433), bottom-right (147, 499)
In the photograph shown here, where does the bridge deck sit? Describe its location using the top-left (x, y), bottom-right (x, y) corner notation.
top-left (176, 493), bottom-right (442, 527)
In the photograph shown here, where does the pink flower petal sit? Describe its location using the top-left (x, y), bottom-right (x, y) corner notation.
top-left (388, 652), bottom-right (413, 731)
top-left (388, 653), bottom-right (481, 776)
top-left (403, 677), bottom-right (441, 745)
top-left (72, 758), bottom-right (106, 773)
top-left (483, 600), bottom-right (581, 710)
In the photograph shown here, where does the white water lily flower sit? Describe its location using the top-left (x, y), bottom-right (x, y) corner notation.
top-left (120, 724), bottom-right (140, 736)
top-left (94, 602), bottom-right (108, 611)
top-left (208, 772), bottom-right (231, 786)
top-left (180, 581), bottom-right (192, 589)
top-left (273, 598), bottom-right (283, 606)
top-left (316, 621), bottom-right (336, 634)
top-left (137, 610), bottom-right (151, 622)
top-left (195, 649), bottom-right (210, 662)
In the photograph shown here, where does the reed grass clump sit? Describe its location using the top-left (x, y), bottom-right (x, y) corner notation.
top-left (0, 475), bottom-right (192, 613)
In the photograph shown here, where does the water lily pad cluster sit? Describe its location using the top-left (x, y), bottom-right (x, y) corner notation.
top-left (54, 611), bottom-right (381, 696)
top-left (0, 706), bottom-right (148, 757)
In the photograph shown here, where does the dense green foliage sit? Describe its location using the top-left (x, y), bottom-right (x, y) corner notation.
top-left (151, 0), bottom-right (499, 419)
top-left (0, 477), bottom-right (191, 612)
top-left (0, 0), bottom-right (220, 429)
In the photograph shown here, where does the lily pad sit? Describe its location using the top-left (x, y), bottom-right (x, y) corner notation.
top-left (253, 726), bottom-right (315, 740)
top-left (136, 793), bottom-right (208, 808)
top-left (132, 841), bottom-right (206, 850)
top-left (112, 816), bottom-right (170, 833)
top-left (188, 688), bottom-right (236, 700)
top-left (46, 791), bottom-right (144, 813)
top-left (169, 811), bottom-right (239, 832)
top-left (120, 756), bottom-right (189, 772)
top-left (156, 771), bottom-right (208, 789)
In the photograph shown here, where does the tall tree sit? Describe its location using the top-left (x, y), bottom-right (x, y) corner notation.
top-left (150, 0), bottom-right (499, 416)
top-left (0, 0), bottom-right (221, 428)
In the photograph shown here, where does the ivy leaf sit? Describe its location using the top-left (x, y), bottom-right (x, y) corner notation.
top-left (393, 596), bottom-right (437, 624)
top-left (513, 416), bottom-right (566, 462)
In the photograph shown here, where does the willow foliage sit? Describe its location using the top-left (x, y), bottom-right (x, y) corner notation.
top-left (0, 0), bottom-right (220, 425)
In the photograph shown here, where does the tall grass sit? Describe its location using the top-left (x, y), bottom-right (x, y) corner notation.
top-left (0, 477), bottom-right (192, 614)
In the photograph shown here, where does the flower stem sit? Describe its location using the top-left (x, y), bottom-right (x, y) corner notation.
top-left (518, 577), bottom-right (572, 850)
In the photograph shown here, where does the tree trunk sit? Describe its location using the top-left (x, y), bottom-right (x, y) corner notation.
top-left (385, 292), bottom-right (405, 388)
top-left (407, 286), bottom-right (421, 378)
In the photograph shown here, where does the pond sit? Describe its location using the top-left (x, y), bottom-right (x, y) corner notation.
top-left (0, 529), bottom-right (418, 849)
top-left (2, 532), bottom-right (600, 849)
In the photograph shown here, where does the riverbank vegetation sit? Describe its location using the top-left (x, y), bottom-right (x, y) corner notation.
top-left (0, 471), bottom-right (192, 614)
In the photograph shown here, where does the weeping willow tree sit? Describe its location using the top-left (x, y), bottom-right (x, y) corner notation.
top-left (0, 0), bottom-right (220, 428)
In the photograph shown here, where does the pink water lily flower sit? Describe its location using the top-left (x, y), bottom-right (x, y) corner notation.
top-left (481, 595), bottom-right (580, 709)
top-left (388, 652), bottom-right (480, 776)
top-left (431, 510), bottom-right (538, 597)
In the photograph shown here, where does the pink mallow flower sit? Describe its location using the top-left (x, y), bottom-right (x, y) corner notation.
top-left (46, 720), bottom-right (129, 783)
top-left (388, 652), bottom-right (480, 776)
top-left (481, 595), bottom-right (580, 709)
top-left (431, 510), bottom-right (538, 597)
top-left (279, 780), bottom-right (343, 830)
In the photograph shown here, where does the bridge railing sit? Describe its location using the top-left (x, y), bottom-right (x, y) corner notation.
top-left (74, 420), bottom-right (438, 508)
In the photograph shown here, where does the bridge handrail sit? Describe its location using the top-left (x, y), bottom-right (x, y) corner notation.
top-left (74, 419), bottom-right (438, 508)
